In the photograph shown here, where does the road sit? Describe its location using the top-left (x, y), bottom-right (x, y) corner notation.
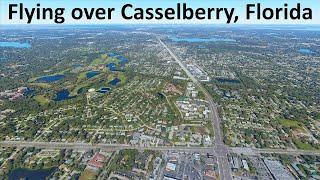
top-left (1, 140), bottom-right (319, 156)
top-left (230, 147), bottom-right (320, 156)
top-left (157, 38), bottom-right (232, 180)
top-left (0, 141), bottom-right (212, 153)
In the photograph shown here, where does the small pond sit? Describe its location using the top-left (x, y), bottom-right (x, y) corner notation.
top-left (9, 168), bottom-right (56, 180)
top-left (86, 71), bottom-right (100, 79)
top-left (108, 78), bottom-right (121, 86)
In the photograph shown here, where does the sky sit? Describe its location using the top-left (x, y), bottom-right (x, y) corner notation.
top-left (1, 0), bottom-right (319, 25)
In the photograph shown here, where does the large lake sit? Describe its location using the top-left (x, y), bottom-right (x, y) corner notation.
top-left (169, 37), bottom-right (236, 43)
top-left (9, 168), bottom-right (55, 180)
top-left (36, 74), bottom-right (65, 83)
top-left (0, 42), bottom-right (31, 48)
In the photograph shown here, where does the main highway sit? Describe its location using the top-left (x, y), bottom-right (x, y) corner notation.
top-left (1, 140), bottom-right (320, 156)
top-left (157, 38), bottom-right (232, 180)
top-left (0, 141), bottom-right (212, 152)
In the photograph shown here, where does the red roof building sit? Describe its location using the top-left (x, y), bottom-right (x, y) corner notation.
top-left (88, 153), bottom-right (106, 169)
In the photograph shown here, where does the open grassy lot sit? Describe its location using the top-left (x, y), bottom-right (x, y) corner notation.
top-left (293, 139), bottom-right (314, 150)
top-left (90, 54), bottom-right (116, 65)
top-left (29, 83), bottom-right (52, 89)
top-left (279, 119), bottom-right (302, 129)
top-left (34, 95), bottom-right (50, 106)
top-left (79, 170), bottom-right (97, 180)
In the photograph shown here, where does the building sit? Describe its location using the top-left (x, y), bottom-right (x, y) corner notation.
top-left (242, 159), bottom-right (249, 171)
top-left (88, 153), bottom-right (106, 169)
top-left (166, 162), bottom-right (177, 171)
top-left (264, 159), bottom-right (294, 180)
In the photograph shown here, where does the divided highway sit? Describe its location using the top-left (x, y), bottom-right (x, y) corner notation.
top-left (1, 141), bottom-right (319, 156)
top-left (157, 38), bottom-right (232, 180)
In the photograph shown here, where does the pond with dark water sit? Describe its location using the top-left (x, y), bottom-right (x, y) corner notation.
top-left (108, 78), bottom-right (121, 86)
top-left (36, 75), bottom-right (65, 83)
top-left (53, 89), bottom-right (75, 101)
top-left (9, 168), bottom-right (56, 180)
top-left (86, 71), bottom-right (100, 79)
top-left (98, 87), bottom-right (111, 93)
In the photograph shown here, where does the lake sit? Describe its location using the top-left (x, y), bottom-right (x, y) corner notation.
top-left (9, 168), bottom-right (55, 180)
top-left (105, 54), bottom-right (129, 72)
top-left (109, 78), bottom-right (121, 86)
top-left (53, 89), bottom-right (75, 101)
top-left (86, 71), bottom-right (100, 79)
top-left (0, 41), bottom-right (31, 48)
top-left (169, 37), bottom-right (236, 43)
top-left (36, 74), bottom-right (65, 83)
top-left (298, 48), bottom-right (315, 55)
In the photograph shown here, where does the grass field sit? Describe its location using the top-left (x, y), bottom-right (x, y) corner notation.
top-left (279, 119), bottom-right (301, 129)
top-left (79, 170), bottom-right (97, 180)
top-left (293, 139), bottom-right (314, 150)
top-left (107, 74), bottom-right (115, 82)
top-left (70, 82), bottom-right (91, 96)
top-left (29, 83), bottom-right (52, 89)
top-left (77, 71), bottom-right (88, 82)
top-left (91, 58), bottom-right (105, 65)
top-left (34, 95), bottom-right (50, 106)
top-left (90, 54), bottom-right (116, 66)
top-left (118, 73), bottom-right (126, 84)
